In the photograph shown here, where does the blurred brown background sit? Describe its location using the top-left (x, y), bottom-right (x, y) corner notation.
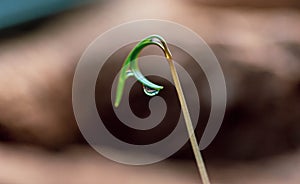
top-left (0, 0), bottom-right (299, 183)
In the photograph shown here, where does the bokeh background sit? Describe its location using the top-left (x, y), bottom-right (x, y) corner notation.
top-left (0, 0), bottom-right (299, 183)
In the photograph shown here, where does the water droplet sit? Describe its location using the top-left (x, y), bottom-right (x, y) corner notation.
top-left (143, 85), bottom-right (160, 96)
top-left (126, 69), bottom-right (134, 77)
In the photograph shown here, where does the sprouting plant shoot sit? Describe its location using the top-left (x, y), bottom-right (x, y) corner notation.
top-left (114, 35), bottom-right (211, 184)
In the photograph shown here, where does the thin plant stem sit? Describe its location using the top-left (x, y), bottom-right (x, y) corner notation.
top-left (167, 57), bottom-right (211, 184)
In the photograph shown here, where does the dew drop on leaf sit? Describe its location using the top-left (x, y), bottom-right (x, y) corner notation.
top-left (142, 85), bottom-right (160, 96)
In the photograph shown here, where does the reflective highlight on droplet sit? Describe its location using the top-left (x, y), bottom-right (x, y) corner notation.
top-left (143, 85), bottom-right (160, 96)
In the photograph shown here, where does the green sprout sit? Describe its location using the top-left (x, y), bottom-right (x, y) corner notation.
top-left (114, 35), bottom-right (171, 107)
top-left (114, 35), bottom-right (211, 184)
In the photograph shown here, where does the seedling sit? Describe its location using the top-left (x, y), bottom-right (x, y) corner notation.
top-left (115, 35), bottom-right (211, 184)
